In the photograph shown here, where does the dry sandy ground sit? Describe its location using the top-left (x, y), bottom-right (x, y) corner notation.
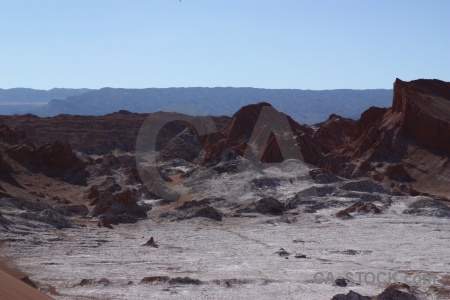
top-left (1, 207), bottom-right (449, 300)
top-left (0, 257), bottom-right (53, 300)
top-left (0, 160), bottom-right (449, 299)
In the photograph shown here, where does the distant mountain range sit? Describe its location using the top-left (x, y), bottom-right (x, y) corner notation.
top-left (0, 87), bottom-right (393, 124)
top-left (0, 88), bottom-right (91, 114)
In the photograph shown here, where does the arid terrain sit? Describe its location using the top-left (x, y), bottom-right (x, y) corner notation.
top-left (0, 79), bottom-right (449, 299)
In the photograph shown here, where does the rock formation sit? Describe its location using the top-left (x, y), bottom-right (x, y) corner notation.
top-left (236, 197), bottom-right (284, 215)
top-left (319, 79), bottom-right (450, 199)
top-left (392, 78), bottom-right (450, 153)
top-left (331, 285), bottom-right (418, 300)
top-left (2, 78), bottom-right (448, 200)
top-left (90, 189), bottom-right (150, 224)
top-left (156, 128), bottom-right (204, 162)
top-left (153, 79), bottom-right (449, 199)
top-left (2, 122), bottom-right (87, 186)
top-left (335, 200), bottom-right (382, 219)
top-left (1, 112), bottom-right (230, 155)
top-left (159, 199), bottom-right (223, 221)
top-left (143, 236), bottom-right (158, 247)
top-left (403, 196), bottom-right (450, 218)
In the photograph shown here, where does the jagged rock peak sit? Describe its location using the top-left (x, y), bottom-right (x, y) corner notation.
top-left (393, 78), bottom-right (450, 153)
top-left (220, 102), bottom-right (273, 144)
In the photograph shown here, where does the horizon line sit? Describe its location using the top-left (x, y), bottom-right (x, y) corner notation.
top-left (0, 86), bottom-right (395, 92)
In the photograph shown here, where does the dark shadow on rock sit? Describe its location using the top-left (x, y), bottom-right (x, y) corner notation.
top-left (160, 200), bottom-right (222, 221)
top-left (236, 197), bottom-right (284, 215)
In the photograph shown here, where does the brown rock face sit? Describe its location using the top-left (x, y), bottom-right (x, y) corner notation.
top-left (28, 140), bottom-right (87, 185)
top-left (335, 200), bottom-right (382, 218)
top-left (0, 121), bottom-right (27, 145)
top-left (319, 79), bottom-right (450, 199)
top-left (201, 102), bottom-right (274, 163)
top-left (142, 236), bottom-right (158, 247)
top-left (20, 276), bottom-right (38, 289)
top-left (0, 122), bottom-right (87, 185)
top-left (201, 102), bottom-right (315, 164)
top-left (32, 140), bottom-right (80, 172)
top-left (312, 114), bottom-right (358, 154)
top-left (393, 78), bottom-right (450, 153)
top-left (2, 78), bottom-right (448, 202)
top-left (236, 197), bottom-right (284, 215)
top-left (220, 102), bottom-right (270, 144)
top-left (155, 79), bottom-right (449, 199)
top-left (90, 188), bottom-right (150, 224)
top-left (331, 286), bottom-right (418, 300)
top-left (159, 199), bottom-right (223, 221)
top-left (156, 128), bottom-right (204, 162)
top-left (1, 112), bottom-right (230, 155)
top-left (0, 153), bottom-right (13, 173)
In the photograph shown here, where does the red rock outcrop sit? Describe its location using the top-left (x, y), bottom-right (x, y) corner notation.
top-left (335, 200), bottom-right (382, 218)
top-left (2, 78), bottom-right (449, 201)
top-left (90, 188), bottom-right (150, 224)
top-left (201, 102), bottom-right (317, 164)
top-left (163, 79), bottom-right (450, 199)
top-left (392, 78), bottom-right (450, 153)
top-left (0, 121), bottom-right (27, 145)
top-left (1, 111), bottom-right (230, 155)
top-left (32, 140), bottom-right (81, 172)
top-left (320, 79), bottom-right (450, 199)
top-left (1, 122), bottom-right (87, 185)
top-left (200, 103), bottom-right (274, 163)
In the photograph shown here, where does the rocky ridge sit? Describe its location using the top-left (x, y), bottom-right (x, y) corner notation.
top-left (156, 79), bottom-right (450, 200)
top-left (0, 78), bottom-right (449, 299)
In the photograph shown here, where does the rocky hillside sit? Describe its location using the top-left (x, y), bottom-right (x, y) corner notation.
top-left (157, 79), bottom-right (450, 200)
top-left (319, 79), bottom-right (450, 200)
top-left (0, 121), bottom-right (158, 228)
top-left (1, 78), bottom-right (449, 299)
top-left (1, 111), bottom-right (230, 155)
top-left (1, 79), bottom-right (448, 202)
top-left (392, 78), bottom-right (450, 153)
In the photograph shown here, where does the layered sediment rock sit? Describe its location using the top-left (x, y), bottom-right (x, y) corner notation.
top-left (318, 79), bottom-right (450, 198)
top-left (393, 78), bottom-right (450, 153)
top-left (1, 112), bottom-right (230, 155)
top-left (157, 79), bottom-right (448, 201)
top-left (90, 189), bottom-right (150, 224)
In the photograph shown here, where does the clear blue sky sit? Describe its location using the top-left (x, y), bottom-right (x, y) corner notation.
top-left (1, 0), bottom-right (449, 90)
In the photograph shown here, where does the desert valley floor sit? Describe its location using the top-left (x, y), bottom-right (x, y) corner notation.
top-left (1, 159), bottom-right (450, 299)
top-left (1, 79), bottom-right (450, 299)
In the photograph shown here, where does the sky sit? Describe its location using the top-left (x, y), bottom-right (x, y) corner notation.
top-left (0, 0), bottom-right (449, 90)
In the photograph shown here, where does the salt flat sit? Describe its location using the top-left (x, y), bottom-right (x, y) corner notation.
top-left (1, 159), bottom-right (449, 299)
top-left (1, 199), bottom-right (449, 299)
